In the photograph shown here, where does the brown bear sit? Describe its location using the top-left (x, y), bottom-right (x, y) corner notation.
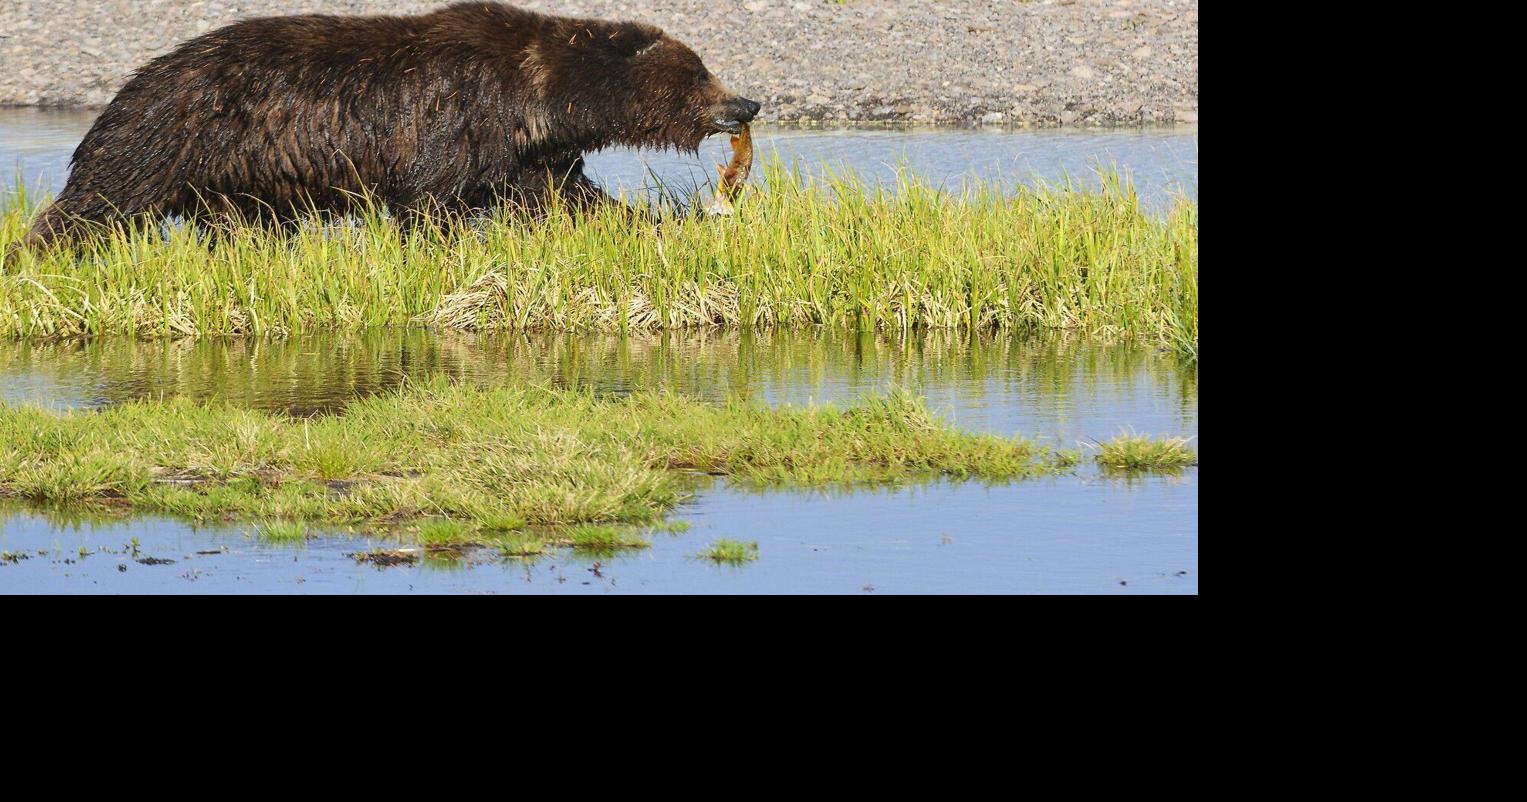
top-left (22, 2), bottom-right (759, 248)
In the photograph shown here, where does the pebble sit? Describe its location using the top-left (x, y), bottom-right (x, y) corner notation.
top-left (0, 0), bottom-right (1198, 127)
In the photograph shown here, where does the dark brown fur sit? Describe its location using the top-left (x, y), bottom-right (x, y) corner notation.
top-left (23, 2), bottom-right (758, 248)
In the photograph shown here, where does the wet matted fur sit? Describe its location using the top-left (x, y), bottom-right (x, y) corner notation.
top-left (23, 2), bottom-right (760, 247)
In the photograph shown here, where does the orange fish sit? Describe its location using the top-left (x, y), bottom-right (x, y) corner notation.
top-left (706, 123), bottom-right (753, 216)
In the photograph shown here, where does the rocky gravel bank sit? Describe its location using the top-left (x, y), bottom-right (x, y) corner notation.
top-left (0, 0), bottom-right (1197, 126)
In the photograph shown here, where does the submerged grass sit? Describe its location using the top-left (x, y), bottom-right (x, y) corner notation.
top-left (0, 379), bottom-right (1076, 552)
top-left (0, 160), bottom-right (1198, 356)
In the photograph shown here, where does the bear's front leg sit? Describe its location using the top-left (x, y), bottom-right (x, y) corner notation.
top-left (553, 157), bottom-right (639, 221)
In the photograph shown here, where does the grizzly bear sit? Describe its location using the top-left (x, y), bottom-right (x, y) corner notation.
top-left (22, 2), bottom-right (759, 248)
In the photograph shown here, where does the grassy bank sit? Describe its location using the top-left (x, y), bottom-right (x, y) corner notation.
top-left (0, 379), bottom-right (1086, 552)
top-left (0, 161), bottom-right (1198, 356)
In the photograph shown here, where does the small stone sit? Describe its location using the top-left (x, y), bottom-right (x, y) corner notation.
top-left (0, 0), bottom-right (1197, 134)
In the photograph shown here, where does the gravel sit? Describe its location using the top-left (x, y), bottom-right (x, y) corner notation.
top-left (0, 0), bottom-right (1197, 127)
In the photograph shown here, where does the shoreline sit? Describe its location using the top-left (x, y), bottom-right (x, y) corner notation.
top-left (0, 0), bottom-right (1198, 128)
top-left (0, 105), bottom-right (1200, 132)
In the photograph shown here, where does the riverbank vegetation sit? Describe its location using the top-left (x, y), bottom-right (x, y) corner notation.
top-left (1, 161), bottom-right (1198, 356)
top-left (0, 380), bottom-right (1088, 553)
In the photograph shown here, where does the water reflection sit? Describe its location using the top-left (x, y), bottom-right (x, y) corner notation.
top-left (0, 330), bottom-right (1197, 445)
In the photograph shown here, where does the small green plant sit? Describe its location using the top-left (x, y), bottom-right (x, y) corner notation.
top-left (259, 520), bottom-right (308, 542)
top-left (1094, 430), bottom-right (1196, 471)
top-left (651, 520), bottom-right (691, 535)
top-left (566, 524), bottom-right (650, 552)
top-left (477, 513), bottom-right (528, 532)
top-left (416, 518), bottom-right (474, 547)
top-left (694, 539), bottom-right (760, 565)
top-left (495, 536), bottom-right (547, 558)
top-left (305, 442), bottom-right (361, 480)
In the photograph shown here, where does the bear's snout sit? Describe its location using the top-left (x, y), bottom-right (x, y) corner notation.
top-left (711, 96), bottom-right (761, 133)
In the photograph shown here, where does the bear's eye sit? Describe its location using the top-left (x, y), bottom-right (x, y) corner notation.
top-left (696, 69), bottom-right (710, 84)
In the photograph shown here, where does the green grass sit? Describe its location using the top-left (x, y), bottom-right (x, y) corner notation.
top-left (1094, 430), bottom-right (1197, 471)
top-left (0, 160), bottom-right (1198, 356)
top-left (0, 379), bottom-right (1077, 552)
top-left (416, 518), bottom-right (474, 548)
top-left (495, 536), bottom-right (547, 558)
top-left (694, 539), bottom-right (760, 565)
top-left (258, 520), bottom-right (307, 543)
top-left (564, 524), bottom-right (650, 553)
top-left (651, 520), bottom-right (691, 535)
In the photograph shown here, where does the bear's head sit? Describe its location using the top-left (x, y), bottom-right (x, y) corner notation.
top-left (524, 19), bottom-right (760, 153)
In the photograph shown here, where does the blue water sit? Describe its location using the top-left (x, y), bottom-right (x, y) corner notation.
top-left (0, 108), bottom-right (1198, 212)
top-left (1, 473), bottom-right (1195, 594)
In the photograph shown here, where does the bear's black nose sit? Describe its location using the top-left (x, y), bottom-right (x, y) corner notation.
top-left (720, 97), bottom-right (757, 122)
top-left (712, 97), bottom-right (762, 133)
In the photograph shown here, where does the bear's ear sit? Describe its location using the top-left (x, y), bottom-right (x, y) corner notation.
top-left (612, 22), bottom-right (664, 59)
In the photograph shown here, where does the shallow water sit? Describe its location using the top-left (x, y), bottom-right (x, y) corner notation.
top-left (1, 331), bottom-right (1198, 594)
top-left (0, 330), bottom-right (1198, 448)
top-left (0, 110), bottom-right (1199, 594)
top-left (0, 108), bottom-right (1198, 211)
top-left (1, 474), bottom-right (1196, 594)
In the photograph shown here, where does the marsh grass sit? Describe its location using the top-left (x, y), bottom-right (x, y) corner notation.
top-left (258, 520), bottom-right (307, 543)
top-left (0, 160), bottom-right (1198, 356)
top-left (694, 539), bottom-right (760, 565)
top-left (1, 379), bottom-right (1076, 551)
top-left (416, 518), bottom-right (474, 548)
top-left (1093, 430), bottom-right (1197, 471)
top-left (495, 536), bottom-right (547, 558)
top-left (564, 524), bottom-right (650, 553)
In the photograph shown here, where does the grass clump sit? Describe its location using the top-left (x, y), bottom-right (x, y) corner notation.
top-left (415, 518), bottom-right (476, 548)
top-left (0, 160), bottom-right (1198, 356)
top-left (495, 536), bottom-right (547, 558)
top-left (694, 539), bottom-right (760, 565)
top-left (259, 520), bottom-right (308, 543)
top-left (563, 524), bottom-right (650, 553)
top-left (1, 379), bottom-right (1075, 542)
top-left (1094, 431), bottom-right (1197, 471)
